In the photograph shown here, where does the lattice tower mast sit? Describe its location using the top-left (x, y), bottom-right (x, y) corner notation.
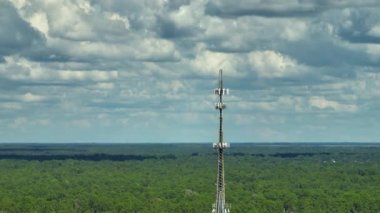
top-left (212, 69), bottom-right (230, 213)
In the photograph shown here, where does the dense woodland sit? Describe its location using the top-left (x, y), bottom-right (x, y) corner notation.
top-left (0, 143), bottom-right (379, 212)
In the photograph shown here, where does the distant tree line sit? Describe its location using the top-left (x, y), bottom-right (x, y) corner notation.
top-left (0, 153), bottom-right (177, 161)
top-left (223, 152), bottom-right (331, 158)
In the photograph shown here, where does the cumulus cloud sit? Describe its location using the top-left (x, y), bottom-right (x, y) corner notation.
top-left (191, 48), bottom-right (243, 76)
top-left (206, 0), bottom-right (317, 18)
top-left (0, 56), bottom-right (118, 82)
top-left (309, 96), bottom-right (358, 112)
top-left (0, 1), bottom-right (44, 59)
top-left (8, 0), bottom-right (181, 63)
top-left (205, 0), bottom-right (380, 18)
top-left (157, 0), bottom-right (205, 38)
top-left (1, 0), bottom-right (379, 142)
top-left (0, 102), bottom-right (22, 110)
top-left (157, 80), bottom-right (185, 93)
top-left (234, 95), bottom-right (306, 113)
top-left (28, 12), bottom-right (49, 35)
top-left (248, 51), bottom-right (305, 78)
top-left (368, 25), bottom-right (380, 37)
top-left (20, 92), bottom-right (45, 102)
top-left (200, 16), bottom-right (309, 53)
top-left (57, 70), bottom-right (118, 81)
top-left (10, 117), bottom-right (28, 128)
top-left (71, 119), bottom-right (91, 128)
top-left (336, 8), bottom-right (380, 44)
top-left (91, 82), bottom-right (115, 90)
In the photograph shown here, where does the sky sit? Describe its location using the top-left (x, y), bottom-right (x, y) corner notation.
top-left (0, 0), bottom-right (379, 143)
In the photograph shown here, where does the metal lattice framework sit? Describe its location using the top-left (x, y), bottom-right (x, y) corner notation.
top-left (212, 69), bottom-right (230, 213)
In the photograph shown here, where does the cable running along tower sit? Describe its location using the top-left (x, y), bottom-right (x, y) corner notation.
top-left (212, 69), bottom-right (230, 213)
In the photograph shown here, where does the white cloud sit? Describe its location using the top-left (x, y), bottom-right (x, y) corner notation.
top-left (165, 112), bottom-right (202, 124)
top-left (107, 13), bottom-right (130, 30)
top-left (368, 25), bottom-right (380, 37)
top-left (257, 128), bottom-right (285, 141)
top-left (42, 0), bottom-right (95, 41)
top-left (0, 102), bottom-right (22, 110)
top-left (0, 57), bottom-right (118, 82)
top-left (92, 82), bottom-right (115, 90)
top-left (137, 38), bottom-right (179, 61)
top-left (309, 96), bottom-right (358, 112)
top-left (248, 51), bottom-right (304, 78)
top-left (207, 0), bottom-right (380, 18)
top-left (234, 114), bottom-right (255, 125)
top-left (71, 119), bottom-right (91, 128)
top-left (58, 70), bottom-right (118, 81)
top-left (35, 119), bottom-right (50, 126)
top-left (235, 95), bottom-right (306, 112)
top-left (201, 16), bottom-right (309, 52)
top-left (29, 12), bottom-right (49, 35)
top-left (208, 0), bottom-right (316, 14)
top-left (280, 20), bottom-right (307, 41)
top-left (365, 44), bottom-right (380, 60)
top-left (9, 0), bottom-right (28, 9)
top-left (250, 102), bottom-right (276, 111)
top-left (78, 1), bottom-right (94, 14)
top-left (157, 80), bottom-right (185, 93)
top-left (169, 1), bottom-right (205, 28)
top-left (192, 47), bottom-right (243, 76)
top-left (49, 37), bottom-right (179, 61)
top-left (2, 0), bottom-right (380, 142)
top-left (361, 73), bottom-right (380, 98)
top-left (20, 92), bottom-right (45, 102)
top-left (10, 117), bottom-right (28, 128)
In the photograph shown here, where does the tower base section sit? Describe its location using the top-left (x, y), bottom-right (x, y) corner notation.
top-left (212, 203), bottom-right (230, 213)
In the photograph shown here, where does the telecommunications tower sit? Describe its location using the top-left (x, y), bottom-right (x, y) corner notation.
top-left (212, 69), bottom-right (230, 213)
